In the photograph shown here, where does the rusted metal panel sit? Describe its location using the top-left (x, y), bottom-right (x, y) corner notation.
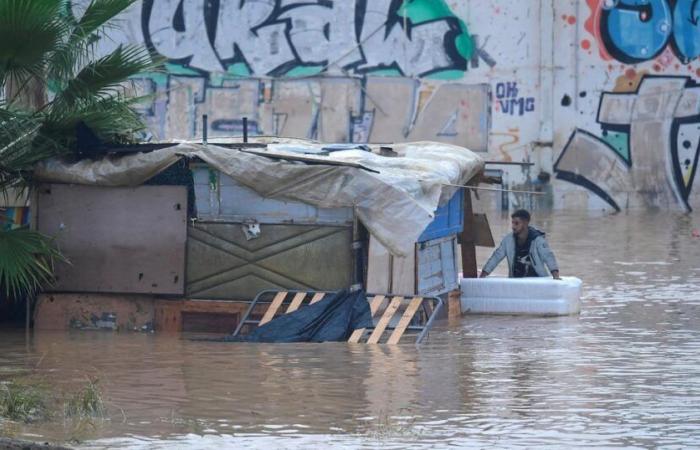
top-left (37, 184), bottom-right (187, 294)
top-left (34, 293), bottom-right (156, 331)
top-left (181, 311), bottom-right (240, 333)
top-left (186, 223), bottom-right (353, 300)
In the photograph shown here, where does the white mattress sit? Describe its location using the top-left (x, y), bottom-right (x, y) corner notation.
top-left (460, 276), bottom-right (582, 316)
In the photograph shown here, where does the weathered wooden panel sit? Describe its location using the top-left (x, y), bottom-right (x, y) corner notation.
top-left (186, 223), bottom-right (353, 300)
top-left (38, 184), bottom-right (187, 294)
top-left (181, 311), bottom-right (239, 333)
top-left (192, 167), bottom-right (354, 225)
top-left (417, 235), bottom-right (459, 296)
top-left (473, 213), bottom-right (495, 248)
top-left (34, 293), bottom-right (156, 331)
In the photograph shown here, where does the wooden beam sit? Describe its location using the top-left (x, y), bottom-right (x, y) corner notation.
top-left (285, 292), bottom-right (306, 313)
top-left (366, 296), bottom-right (402, 344)
top-left (259, 292), bottom-right (287, 325)
top-left (348, 295), bottom-right (385, 343)
top-left (309, 292), bottom-right (325, 304)
top-left (461, 187), bottom-right (478, 278)
top-left (387, 297), bottom-right (423, 344)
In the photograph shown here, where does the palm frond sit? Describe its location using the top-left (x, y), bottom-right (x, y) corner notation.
top-left (47, 0), bottom-right (139, 84)
top-left (43, 93), bottom-right (146, 146)
top-left (0, 228), bottom-right (66, 298)
top-left (0, 0), bottom-right (67, 93)
top-left (0, 110), bottom-right (64, 191)
top-left (52, 45), bottom-right (154, 107)
top-left (71, 0), bottom-right (137, 42)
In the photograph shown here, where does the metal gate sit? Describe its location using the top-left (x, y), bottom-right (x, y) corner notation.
top-left (186, 223), bottom-right (353, 300)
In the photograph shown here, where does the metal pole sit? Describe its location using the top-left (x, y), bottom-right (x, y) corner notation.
top-left (202, 114), bottom-right (208, 145)
top-left (438, 183), bottom-right (546, 196)
top-left (242, 117), bottom-right (248, 143)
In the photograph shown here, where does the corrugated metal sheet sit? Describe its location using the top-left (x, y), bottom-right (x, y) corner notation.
top-left (186, 223), bottom-right (353, 300)
top-left (37, 184), bottom-right (187, 294)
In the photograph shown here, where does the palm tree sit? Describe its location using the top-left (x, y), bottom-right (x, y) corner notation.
top-left (0, 0), bottom-right (158, 317)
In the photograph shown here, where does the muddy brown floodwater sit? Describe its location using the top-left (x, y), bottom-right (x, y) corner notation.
top-left (1, 211), bottom-right (699, 449)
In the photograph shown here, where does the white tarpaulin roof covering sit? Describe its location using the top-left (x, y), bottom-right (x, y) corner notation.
top-left (35, 139), bottom-right (484, 256)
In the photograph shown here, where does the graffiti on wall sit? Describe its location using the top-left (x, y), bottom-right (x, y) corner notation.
top-left (75, 0), bottom-right (497, 149)
top-left (554, 75), bottom-right (700, 212)
top-left (494, 82), bottom-right (535, 116)
top-left (585, 0), bottom-right (700, 64)
top-left (138, 0), bottom-right (476, 78)
top-left (131, 74), bottom-right (491, 149)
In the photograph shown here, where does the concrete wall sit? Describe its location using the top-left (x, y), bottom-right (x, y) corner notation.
top-left (81, 0), bottom-right (700, 211)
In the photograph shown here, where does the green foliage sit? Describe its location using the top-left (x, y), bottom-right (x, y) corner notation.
top-left (64, 378), bottom-right (105, 419)
top-left (0, 110), bottom-right (59, 193)
top-left (0, 0), bottom-right (158, 156)
top-left (0, 381), bottom-right (49, 423)
top-left (0, 228), bottom-right (66, 298)
top-left (0, 377), bottom-right (106, 425)
top-left (0, 0), bottom-right (67, 86)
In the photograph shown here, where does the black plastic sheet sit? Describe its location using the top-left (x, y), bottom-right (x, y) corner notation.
top-left (227, 289), bottom-right (372, 343)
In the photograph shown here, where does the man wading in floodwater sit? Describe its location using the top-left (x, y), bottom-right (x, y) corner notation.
top-left (479, 209), bottom-right (561, 279)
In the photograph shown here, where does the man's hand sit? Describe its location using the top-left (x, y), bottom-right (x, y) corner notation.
top-left (479, 270), bottom-right (489, 278)
top-left (552, 270), bottom-right (561, 280)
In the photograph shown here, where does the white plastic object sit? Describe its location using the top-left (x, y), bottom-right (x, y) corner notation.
top-left (460, 276), bottom-right (582, 316)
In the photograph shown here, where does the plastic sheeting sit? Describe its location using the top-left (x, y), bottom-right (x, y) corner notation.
top-left (460, 277), bottom-right (582, 316)
top-left (227, 289), bottom-right (372, 343)
top-left (34, 140), bottom-right (484, 256)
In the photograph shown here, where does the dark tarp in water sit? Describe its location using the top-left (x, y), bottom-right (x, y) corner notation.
top-left (226, 289), bottom-right (373, 343)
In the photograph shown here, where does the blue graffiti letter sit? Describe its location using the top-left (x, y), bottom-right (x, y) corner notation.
top-left (600, 0), bottom-right (672, 63)
top-left (672, 0), bottom-right (700, 62)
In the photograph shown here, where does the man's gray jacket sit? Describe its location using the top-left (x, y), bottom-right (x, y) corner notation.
top-left (482, 227), bottom-right (559, 277)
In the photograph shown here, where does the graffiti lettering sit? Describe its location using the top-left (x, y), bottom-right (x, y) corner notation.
top-left (555, 76), bottom-right (700, 212)
top-left (599, 0), bottom-right (700, 63)
top-left (136, 0), bottom-right (476, 77)
top-left (72, 0), bottom-right (495, 151)
top-left (132, 75), bottom-right (490, 151)
top-left (144, 0), bottom-right (221, 71)
top-left (495, 82), bottom-right (535, 116)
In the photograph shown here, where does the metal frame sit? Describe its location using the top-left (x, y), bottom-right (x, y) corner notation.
top-left (231, 289), bottom-right (443, 345)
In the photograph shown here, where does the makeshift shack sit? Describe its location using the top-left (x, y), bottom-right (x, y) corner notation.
top-left (31, 138), bottom-right (484, 333)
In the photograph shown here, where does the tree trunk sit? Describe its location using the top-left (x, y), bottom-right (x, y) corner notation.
top-left (5, 75), bottom-right (47, 111)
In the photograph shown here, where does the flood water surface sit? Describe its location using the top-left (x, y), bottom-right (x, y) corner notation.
top-left (1, 212), bottom-right (700, 448)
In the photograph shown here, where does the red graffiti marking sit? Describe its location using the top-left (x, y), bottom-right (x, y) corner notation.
top-left (584, 0), bottom-right (613, 60)
top-left (696, 68), bottom-right (700, 77)
top-left (625, 68), bottom-right (637, 79)
top-left (568, 15), bottom-right (577, 25)
top-left (582, 39), bottom-right (591, 50)
top-left (653, 63), bottom-right (662, 72)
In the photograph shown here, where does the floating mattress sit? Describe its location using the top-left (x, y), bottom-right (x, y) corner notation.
top-left (460, 277), bottom-right (582, 316)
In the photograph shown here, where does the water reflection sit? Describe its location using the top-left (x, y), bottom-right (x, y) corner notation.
top-left (0, 211), bottom-right (698, 448)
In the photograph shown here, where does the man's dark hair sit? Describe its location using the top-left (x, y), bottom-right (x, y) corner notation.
top-left (511, 209), bottom-right (531, 221)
